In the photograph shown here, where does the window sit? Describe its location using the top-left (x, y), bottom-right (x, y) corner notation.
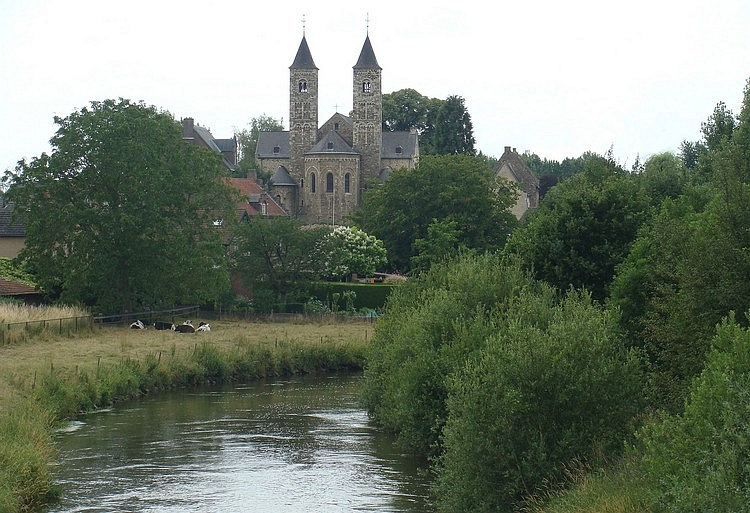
top-left (395, 146), bottom-right (402, 154)
top-left (326, 172), bottom-right (334, 193)
top-left (362, 80), bottom-right (371, 93)
top-left (311, 173), bottom-right (316, 193)
top-left (299, 80), bottom-right (308, 92)
top-left (213, 219), bottom-right (223, 226)
top-left (273, 146), bottom-right (280, 154)
top-left (334, 122), bottom-right (339, 131)
top-left (261, 201), bottom-right (268, 216)
top-left (344, 173), bottom-right (350, 193)
top-left (301, 178), bottom-right (304, 189)
top-left (327, 141), bottom-right (334, 150)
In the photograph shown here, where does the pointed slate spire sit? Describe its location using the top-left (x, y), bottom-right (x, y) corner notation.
top-left (290, 35), bottom-right (317, 70)
top-left (353, 35), bottom-right (381, 70)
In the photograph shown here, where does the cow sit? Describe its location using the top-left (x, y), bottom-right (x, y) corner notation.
top-left (174, 321), bottom-right (195, 333)
top-left (129, 320), bottom-right (146, 329)
top-left (153, 321), bottom-right (175, 331)
top-left (196, 322), bottom-right (211, 332)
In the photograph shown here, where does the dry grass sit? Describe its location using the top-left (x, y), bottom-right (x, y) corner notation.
top-left (0, 304), bottom-right (88, 323)
top-left (0, 318), bottom-right (374, 412)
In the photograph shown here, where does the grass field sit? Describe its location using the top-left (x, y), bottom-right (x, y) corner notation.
top-left (0, 317), bottom-right (374, 412)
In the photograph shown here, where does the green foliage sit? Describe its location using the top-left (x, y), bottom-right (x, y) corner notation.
top-left (434, 290), bottom-right (645, 513)
top-left (637, 314), bottom-right (750, 512)
top-left (410, 218), bottom-right (461, 275)
top-left (361, 252), bottom-right (547, 454)
top-left (382, 89), bottom-right (475, 156)
top-left (230, 217), bottom-right (329, 305)
top-left (305, 281), bottom-right (397, 311)
top-left (352, 154), bottom-right (517, 271)
top-left (3, 99), bottom-right (237, 312)
top-left (505, 154), bottom-right (650, 302)
top-left (0, 258), bottom-right (35, 286)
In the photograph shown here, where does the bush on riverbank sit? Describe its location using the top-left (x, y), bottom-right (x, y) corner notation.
top-left (1, 328), bottom-right (368, 512)
top-left (362, 252), bottom-right (647, 512)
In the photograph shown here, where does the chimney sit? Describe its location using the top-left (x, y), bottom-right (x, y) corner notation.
top-left (182, 117), bottom-right (194, 139)
top-left (512, 147), bottom-right (517, 153)
top-left (504, 146), bottom-right (511, 153)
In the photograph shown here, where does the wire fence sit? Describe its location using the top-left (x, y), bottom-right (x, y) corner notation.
top-left (0, 305), bottom-right (377, 345)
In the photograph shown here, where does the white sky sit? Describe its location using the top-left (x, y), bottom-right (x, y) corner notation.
top-left (1, 0), bottom-right (749, 174)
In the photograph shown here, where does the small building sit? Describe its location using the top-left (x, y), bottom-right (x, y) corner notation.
top-left (494, 146), bottom-right (540, 220)
top-left (0, 200), bottom-right (25, 259)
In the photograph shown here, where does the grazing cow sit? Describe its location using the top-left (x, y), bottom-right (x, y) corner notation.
top-left (196, 322), bottom-right (211, 332)
top-left (129, 320), bottom-right (146, 329)
top-left (153, 321), bottom-right (175, 331)
top-left (174, 321), bottom-right (195, 333)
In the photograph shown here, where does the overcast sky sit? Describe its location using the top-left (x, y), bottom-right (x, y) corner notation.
top-left (1, 0), bottom-right (749, 174)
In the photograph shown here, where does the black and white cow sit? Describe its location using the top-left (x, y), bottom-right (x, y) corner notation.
top-left (153, 321), bottom-right (175, 331)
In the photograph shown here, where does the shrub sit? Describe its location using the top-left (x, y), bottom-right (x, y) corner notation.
top-left (637, 313), bottom-right (750, 512)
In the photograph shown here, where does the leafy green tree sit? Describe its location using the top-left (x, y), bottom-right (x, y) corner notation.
top-left (430, 95), bottom-right (475, 155)
top-left (409, 218), bottom-right (461, 275)
top-left (361, 252), bottom-right (544, 455)
top-left (382, 89), bottom-right (475, 156)
top-left (315, 225), bottom-right (387, 280)
top-left (638, 313), bottom-right (750, 512)
top-left (3, 99), bottom-right (237, 312)
top-left (352, 154), bottom-right (517, 272)
top-left (230, 217), bottom-right (328, 307)
top-left (505, 154), bottom-right (650, 302)
top-left (234, 114), bottom-right (284, 180)
top-left (382, 88), bottom-right (431, 132)
top-left (435, 290), bottom-right (645, 513)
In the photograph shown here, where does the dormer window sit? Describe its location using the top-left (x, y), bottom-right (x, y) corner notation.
top-left (395, 146), bottom-right (403, 154)
top-left (299, 80), bottom-right (308, 93)
top-left (327, 141), bottom-right (334, 150)
top-left (362, 80), bottom-right (371, 93)
top-left (273, 146), bottom-right (280, 154)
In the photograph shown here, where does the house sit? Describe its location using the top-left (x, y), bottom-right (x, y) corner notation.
top-left (256, 32), bottom-right (420, 223)
top-left (0, 199), bottom-right (25, 259)
top-left (229, 177), bottom-right (287, 221)
top-left (181, 117), bottom-right (238, 173)
top-left (494, 146), bottom-right (540, 219)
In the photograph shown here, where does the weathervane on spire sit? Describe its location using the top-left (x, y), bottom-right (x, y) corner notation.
top-left (302, 14), bottom-right (306, 35)
top-left (366, 12), bottom-right (369, 35)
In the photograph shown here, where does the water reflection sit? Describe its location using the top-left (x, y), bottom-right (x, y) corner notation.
top-left (49, 373), bottom-right (432, 513)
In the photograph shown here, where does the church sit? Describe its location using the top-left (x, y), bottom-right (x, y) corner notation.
top-left (255, 32), bottom-right (420, 224)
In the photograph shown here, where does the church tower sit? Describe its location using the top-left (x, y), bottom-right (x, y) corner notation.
top-left (352, 34), bottom-right (382, 187)
top-left (289, 34), bottom-right (318, 214)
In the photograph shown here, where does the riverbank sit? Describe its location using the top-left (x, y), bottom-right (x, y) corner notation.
top-left (0, 319), bottom-right (372, 512)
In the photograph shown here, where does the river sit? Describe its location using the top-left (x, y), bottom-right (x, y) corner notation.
top-left (49, 373), bottom-right (433, 512)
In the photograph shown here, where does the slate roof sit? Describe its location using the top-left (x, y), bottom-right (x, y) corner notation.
top-left (270, 165), bottom-right (296, 186)
top-left (307, 130), bottom-right (358, 154)
top-left (0, 202), bottom-right (25, 237)
top-left (382, 131), bottom-right (418, 159)
top-left (290, 36), bottom-right (318, 70)
top-left (353, 35), bottom-right (381, 70)
top-left (256, 131), bottom-right (291, 159)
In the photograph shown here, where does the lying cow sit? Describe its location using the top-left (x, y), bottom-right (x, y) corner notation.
top-left (196, 322), bottom-right (211, 332)
top-left (153, 321), bottom-right (175, 331)
top-left (129, 320), bottom-right (147, 329)
top-left (174, 320), bottom-right (195, 333)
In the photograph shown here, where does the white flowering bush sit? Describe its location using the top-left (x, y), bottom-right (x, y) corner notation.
top-left (316, 226), bottom-right (387, 280)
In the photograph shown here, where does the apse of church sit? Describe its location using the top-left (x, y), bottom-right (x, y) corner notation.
top-left (256, 31), bottom-right (419, 224)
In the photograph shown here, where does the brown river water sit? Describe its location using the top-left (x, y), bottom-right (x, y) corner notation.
top-left (48, 373), bottom-right (433, 512)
